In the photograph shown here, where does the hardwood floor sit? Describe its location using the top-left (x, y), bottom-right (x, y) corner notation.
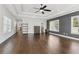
top-left (0, 32), bottom-right (79, 54)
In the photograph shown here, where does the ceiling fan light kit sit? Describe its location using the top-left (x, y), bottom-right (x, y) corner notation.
top-left (34, 4), bottom-right (52, 14)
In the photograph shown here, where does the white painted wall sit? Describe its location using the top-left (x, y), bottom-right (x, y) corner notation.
top-left (0, 5), bottom-right (47, 43)
top-left (22, 17), bottom-right (47, 33)
top-left (0, 5), bottom-right (17, 44)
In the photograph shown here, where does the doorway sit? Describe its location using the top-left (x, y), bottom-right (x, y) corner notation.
top-left (34, 26), bottom-right (40, 34)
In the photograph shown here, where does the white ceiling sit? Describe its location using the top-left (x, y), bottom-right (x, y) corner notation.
top-left (3, 4), bottom-right (79, 19)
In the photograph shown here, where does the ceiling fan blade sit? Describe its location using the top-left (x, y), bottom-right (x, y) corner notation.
top-left (44, 9), bottom-right (51, 12)
top-left (42, 5), bottom-right (47, 9)
top-left (42, 11), bottom-right (44, 14)
top-left (34, 10), bottom-right (39, 13)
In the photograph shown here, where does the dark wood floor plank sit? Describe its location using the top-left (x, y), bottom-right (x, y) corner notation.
top-left (0, 32), bottom-right (79, 54)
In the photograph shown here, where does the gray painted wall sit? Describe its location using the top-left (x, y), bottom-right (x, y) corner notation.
top-left (47, 11), bottom-right (79, 38)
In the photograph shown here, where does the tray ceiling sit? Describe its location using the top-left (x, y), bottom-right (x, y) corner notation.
top-left (3, 4), bottom-right (79, 19)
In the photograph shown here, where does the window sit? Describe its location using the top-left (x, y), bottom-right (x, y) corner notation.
top-left (71, 16), bottom-right (79, 34)
top-left (3, 16), bottom-right (12, 33)
top-left (49, 20), bottom-right (59, 32)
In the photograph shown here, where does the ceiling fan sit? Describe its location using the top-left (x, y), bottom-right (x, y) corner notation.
top-left (34, 4), bottom-right (51, 14)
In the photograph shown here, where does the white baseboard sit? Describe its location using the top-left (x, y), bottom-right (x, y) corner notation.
top-left (0, 31), bottom-right (16, 44)
top-left (50, 33), bottom-right (79, 41)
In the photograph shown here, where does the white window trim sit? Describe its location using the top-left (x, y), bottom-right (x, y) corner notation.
top-left (3, 16), bottom-right (12, 34)
top-left (71, 15), bottom-right (79, 34)
top-left (49, 20), bottom-right (59, 32)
